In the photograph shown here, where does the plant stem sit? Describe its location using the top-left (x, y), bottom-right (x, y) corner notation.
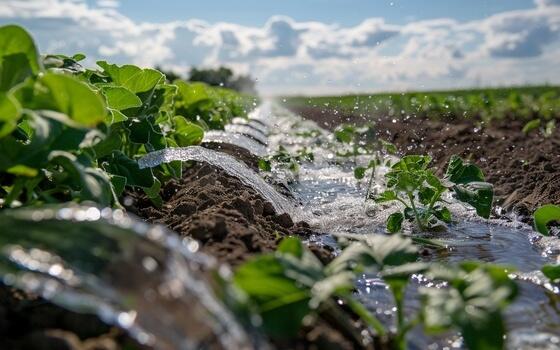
top-left (345, 295), bottom-right (387, 337)
top-left (406, 191), bottom-right (425, 230)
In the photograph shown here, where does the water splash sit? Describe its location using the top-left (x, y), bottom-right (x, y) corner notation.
top-left (232, 117), bottom-right (269, 135)
top-left (225, 124), bottom-right (268, 146)
top-left (0, 205), bottom-right (261, 350)
top-left (203, 130), bottom-right (267, 157)
top-left (262, 101), bottom-right (560, 349)
top-left (138, 146), bottom-right (302, 220)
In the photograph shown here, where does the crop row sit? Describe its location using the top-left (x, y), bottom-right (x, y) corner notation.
top-left (285, 85), bottom-right (560, 126)
top-left (0, 25), bottom-right (256, 209)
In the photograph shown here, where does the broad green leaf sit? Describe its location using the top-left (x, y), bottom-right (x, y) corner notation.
top-left (542, 264), bottom-right (560, 283)
top-left (354, 166), bottom-right (366, 179)
top-left (175, 81), bottom-right (211, 106)
top-left (277, 237), bottom-right (304, 258)
top-left (380, 140), bottom-right (398, 154)
top-left (102, 86), bottom-right (142, 110)
top-left (144, 177), bottom-right (162, 207)
top-left (48, 151), bottom-right (113, 206)
top-left (453, 181), bottom-right (493, 218)
top-left (334, 125), bottom-right (354, 143)
top-left (234, 255), bottom-right (311, 338)
top-left (533, 204), bottom-right (560, 236)
top-left (173, 116), bottom-right (204, 146)
top-left (36, 73), bottom-right (107, 127)
top-left (97, 61), bottom-right (164, 94)
top-left (104, 151), bottom-right (154, 188)
top-left (387, 212), bottom-right (404, 233)
top-left (374, 190), bottom-right (398, 203)
top-left (0, 25), bottom-right (41, 85)
top-left (445, 155), bottom-right (485, 184)
top-left (0, 92), bottom-right (21, 138)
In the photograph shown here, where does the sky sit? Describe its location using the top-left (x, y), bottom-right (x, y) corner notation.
top-left (1, 0), bottom-right (559, 95)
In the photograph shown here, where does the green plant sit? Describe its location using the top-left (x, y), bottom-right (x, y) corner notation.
top-left (235, 234), bottom-right (517, 350)
top-left (374, 155), bottom-right (493, 233)
top-left (258, 145), bottom-right (314, 174)
top-left (0, 24), bottom-right (254, 209)
top-left (420, 262), bottom-right (518, 350)
top-left (533, 204), bottom-right (560, 284)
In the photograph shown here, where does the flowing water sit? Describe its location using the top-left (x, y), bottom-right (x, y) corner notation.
top-left (202, 130), bottom-right (267, 157)
top-left (2, 101), bottom-right (559, 349)
top-left (0, 205), bottom-right (261, 350)
top-left (255, 101), bottom-right (560, 349)
top-left (138, 146), bottom-right (303, 221)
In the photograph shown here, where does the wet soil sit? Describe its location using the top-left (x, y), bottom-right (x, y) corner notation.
top-left (125, 162), bottom-right (371, 349)
top-left (290, 105), bottom-right (560, 218)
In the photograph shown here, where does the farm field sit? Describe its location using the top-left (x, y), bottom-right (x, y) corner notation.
top-left (1, 14), bottom-right (560, 350)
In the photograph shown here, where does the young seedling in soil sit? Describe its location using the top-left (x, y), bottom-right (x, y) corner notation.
top-left (532, 204), bottom-right (560, 283)
top-left (373, 155), bottom-right (493, 233)
top-left (234, 234), bottom-right (518, 350)
top-left (258, 145), bottom-right (314, 174)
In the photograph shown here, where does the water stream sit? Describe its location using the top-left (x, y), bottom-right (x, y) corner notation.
top-left (138, 146), bottom-right (303, 221)
top-left (0, 205), bottom-right (260, 350)
top-left (257, 101), bottom-right (560, 349)
top-left (202, 130), bottom-right (268, 157)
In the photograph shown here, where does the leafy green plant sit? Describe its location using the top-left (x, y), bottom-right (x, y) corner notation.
top-left (374, 155), bottom-right (493, 233)
top-left (0, 24), bottom-right (254, 209)
top-left (258, 145), bottom-right (314, 174)
top-left (532, 204), bottom-right (560, 284)
top-left (420, 262), bottom-right (518, 350)
top-left (235, 234), bottom-right (517, 350)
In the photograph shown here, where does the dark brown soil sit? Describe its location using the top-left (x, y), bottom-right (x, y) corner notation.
top-left (125, 162), bottom-right (373, 349)
top-left (126, 162), bottom-right (328, 266)
top-left (290, 105), bottom-right (560, 218)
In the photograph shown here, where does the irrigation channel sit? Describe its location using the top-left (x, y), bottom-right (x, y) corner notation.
top-left (1, 101), bottom-right (559, 349)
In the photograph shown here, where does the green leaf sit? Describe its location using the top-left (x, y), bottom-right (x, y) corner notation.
top-left (48, 151), bottom-right (113, 206)
top-left (102, 86), bottom-right (142, 111)
top-left (328, 234), bottom-right (418, 274)
top-left (533, 204), bottom-right (560, 236)
top-left (104, 151), bottom-right (154, 188)
top-left (0, 25), bottom-right (41, 82)
top-left (7, 164), bottom-right (38, 177)
top-left (522, 118), bottom-right (541, 134)
top-left (354, 166), bottom-right (366, 179)
top-left (422, 262), bottom-right (517, 350)
top-left (374, 190), bottom-right (398, 203)
top-left (433, 206), bottom-right (452, 223)
top-left (0, 92), bottom-right (21, 138)
top-left (175, 81), bottom-right (211, 106)
top-left (258, 158), bottom-right (271, 172)
top-left (335, 126), bottom-right (354, 143)
top-left (380, 140), bottom-right (398, 154)
top-left (453, 181), bottom-right (493, 219)
top-left (387, 212), bottom-right (404, 233)
top-left (97, 61), bottom-right (164, 94)
top-left (234, 255), bottom-right (310, 338)
top-left (110, 175), bottom-right (127, 196)
top-left (542, 264), bottom-right (560, 283)
top-left (445, 155), bottom-right (485, 184)
top-left (277, 237), bottom-right (304, 258)
top-left (173, 116), bottom-right (204, 146)
top-left (36, 73), bottom-right (107, 127)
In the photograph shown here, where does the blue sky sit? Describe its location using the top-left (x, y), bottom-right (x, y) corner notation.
top-left (107, 0), bottom-right (535, 26)
top-left (1, 0), bottom-right (559, 95)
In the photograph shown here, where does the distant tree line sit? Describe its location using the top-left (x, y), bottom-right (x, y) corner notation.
top-left (156, 66), bottom-right (256, 94)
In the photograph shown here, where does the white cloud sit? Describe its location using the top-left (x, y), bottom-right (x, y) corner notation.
top-left (0, 0), bottom-right (559, 95)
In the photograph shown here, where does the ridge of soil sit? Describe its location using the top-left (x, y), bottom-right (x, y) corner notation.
top-left (126, 162), bottom-right (371, 349)
top-left (290, 105), bottom-right (560, 218)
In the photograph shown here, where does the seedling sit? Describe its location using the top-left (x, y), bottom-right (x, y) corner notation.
top-left (373, 155), bottom-right (493, 233)
top-left (533, 204), bottom-right (560, 284)
top-left (235, 234), bottom-right (518, 350)
top-left (258, 145), bottom-right (314, 174)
